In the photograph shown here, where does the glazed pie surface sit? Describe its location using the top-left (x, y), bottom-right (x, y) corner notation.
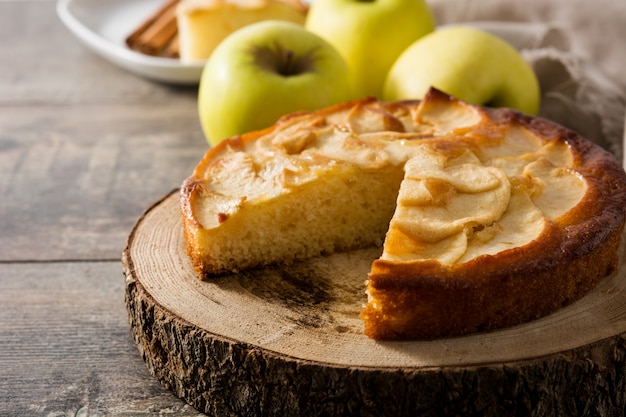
top-left (181, 88), bottom-right (626, 339)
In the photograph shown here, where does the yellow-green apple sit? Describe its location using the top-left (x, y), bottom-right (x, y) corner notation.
top-left (383, 26), bottom-right (541, 115)
top-left (198, 20), bottom-right (354, 146)
top-left (305, 0), bottom-right (435, 99)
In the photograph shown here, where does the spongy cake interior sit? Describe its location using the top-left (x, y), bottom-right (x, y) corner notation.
top-left (191, 162), bottom-right (405, 273)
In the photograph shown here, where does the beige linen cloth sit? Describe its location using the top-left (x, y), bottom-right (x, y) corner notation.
top-left (428, 0), bottom-right (626, 166)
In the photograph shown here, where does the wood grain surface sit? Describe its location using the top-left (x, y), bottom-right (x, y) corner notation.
top-left (0, 1), bottom-right (207, 263)
top-left (2, 0), bottom-right (626, 416)
top-left (0, 2), bottom-right (207, 415)
top-left (123, 191), bottom-right (626, 416)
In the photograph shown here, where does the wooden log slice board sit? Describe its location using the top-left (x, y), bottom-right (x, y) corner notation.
top-left (123, 190), bottom-right (626, 417)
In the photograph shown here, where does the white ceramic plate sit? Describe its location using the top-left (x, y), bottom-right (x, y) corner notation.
top-left (56, 0), bottom-right (204, 84)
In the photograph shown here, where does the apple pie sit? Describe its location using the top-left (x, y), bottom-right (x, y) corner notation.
top-left (180, 88), bottom-right (626, 339)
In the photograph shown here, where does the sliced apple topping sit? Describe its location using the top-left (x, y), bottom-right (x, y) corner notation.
top-left (270, 128), bottom-right (318, 154)
top-left (459, 186), bottom-right (546, 262)
top-left (479, 124), bottom-right (544, 161)
top-left (341, 100), bottom-right (407, 134)
top-left (382, 147), bottom-right (512, 263)
top-left (522, 158), bottom-right (586, 220)
top-left (413, 91), bottom-right (485, 135)
top-left (381, 118), bottom-right (586, 265)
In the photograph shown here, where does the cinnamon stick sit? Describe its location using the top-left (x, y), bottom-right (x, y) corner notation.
top-left (163, 34), bottom-right (180, 58)
top-left (126, 0), bottom-right (180, 57)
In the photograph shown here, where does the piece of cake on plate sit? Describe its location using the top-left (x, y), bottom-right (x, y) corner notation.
top-left (176, 0), bottom-right (308, 62)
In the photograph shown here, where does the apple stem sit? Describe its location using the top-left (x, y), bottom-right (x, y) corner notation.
top-left (282, 49), bottom-right (295, 76)
top-left (253, 45), bottom-right (311, 76)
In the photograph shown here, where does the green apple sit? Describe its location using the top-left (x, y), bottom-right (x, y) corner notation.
top-left (198, 20), bottom-right (354, 146)
top-left (383, 26), bottom-right (541, 115)
top-left (305, 0), bottom-right (435, 99)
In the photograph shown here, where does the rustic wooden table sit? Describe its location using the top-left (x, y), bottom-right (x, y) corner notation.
top-left (0, 1), bottom-right (207, 415)
top-left (3, 1), bottom-right (626, 417)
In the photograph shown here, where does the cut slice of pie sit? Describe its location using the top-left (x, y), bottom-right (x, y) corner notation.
top-left (180, 88), bottom-right (626, 339)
